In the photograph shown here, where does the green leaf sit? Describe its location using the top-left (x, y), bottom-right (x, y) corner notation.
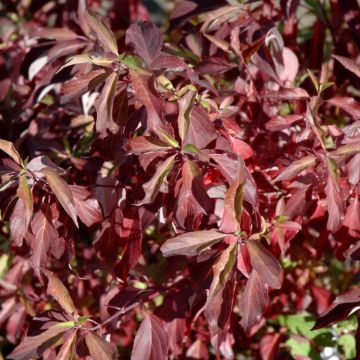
top-left (118, 53), bottom-right (144, 71)
top-left (338, 334), bottom-right (356, 359)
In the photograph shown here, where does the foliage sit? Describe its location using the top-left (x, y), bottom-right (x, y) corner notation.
top-left (0, 0), bottom-right (359, 359)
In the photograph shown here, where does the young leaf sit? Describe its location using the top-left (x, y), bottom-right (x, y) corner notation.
top-left (126, 22), bottom-right (163, 66)
top-left (140, 155), bottom-right (176, 205)
top-left (42, 168), bottom-right (78, 227)
top-left (0, 139), bottom-right (23, 167)
top-left (46, 271), bottom-right (79, 320)
top-left (8, 323), bottom-right (68, 360)
top-left (131, 314), bottom-right (169, 360)
top-left (240, 270), bottom-right (269, 335)
top-left (273, 155), bottom-right (317, 182)
top-left (246, 240), bottom-right (282, 289)
top-left (160, 229), bottom-right (226, 257)
top-left (84, 10), bottom-right (118, 55)
top-left (85, 331), bottom-right (118, 360)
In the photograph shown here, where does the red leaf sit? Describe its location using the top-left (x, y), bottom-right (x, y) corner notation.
top-left (85, 331), bottom-right (118, 360)
top-left (246, 240), bottom-right (283, 289)
top-left (327, 96), bottom-right (360, 119)
top-left (95, 71), bottom-right (119, 138)
top-left (273, 155), bottom-right (317, 182)
top-left (84, 10), bottom-right (118, 55)
top-left (150, 56), bottom-right (187, 71)
top-left (131, 314), bottom-right (169, 360)
top-left (343, 196), bottom-right (360, 233)
top-left (128, 135), bottom-right (171, 154)
top-left (60, 69), bottom-right (110, 104)
top-left (69, 185), bottom-right (102, 227)
top-left (264, 87), bottom-right (309, 99)
top-left (10, 199), bottom-right (27, 247)
top-left (259, 333), bottom-right (281, 360)
top-left (313, 288), bottom-right (360, 329)
top-left (160, 229), bottom-right (226, 257)
top-left (333, 54), bottom-right (360, 79)
top-left (240, 270), bottom-right (269, 335)
top-left (126, 22), bottom-right (163, 66)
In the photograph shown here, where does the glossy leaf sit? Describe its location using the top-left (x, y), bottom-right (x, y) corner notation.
top-left (273, 155), bottom-right (317, 182)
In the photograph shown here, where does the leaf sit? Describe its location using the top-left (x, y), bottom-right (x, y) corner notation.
top-left (240, 270), bottom-right (269, 335)
top-left (16, 171), bottom-right (33, 232)
top-left (42, 168), bottom-right (78, 227)
top-left (31, 28), bottom-right (82, 41)
top-left (126, 22), bottom-right (163, 66)
top-left (175, 159), bottom-right (212, 230)
top-left (177, 89), bottom-right (197, 142)
top-left (343, 197), bottom-right (360, 233)
top-left (332, 142), bottom-right (360, 156)
top-left (283, 185), bottom-right (312, 219)
top-left (265, 114), bottom-right (303, 132)
top-left (131, 314), bottom-right (169, 360)
top-left (246, 240), bottom-right (282, 289)
top-left (128, 136), bottom-right (171, 154)
top-left (264, 87), bottom-right (309, 99)
top-left (149, 56), bottom-right (187, 71)
top-left (46, 271), bottom-right (78, 320)
top-left (333, 54), bottom-right (360, 79)
top-left (273, 155), bottom-right (317, 182)
top-left (84, 10), bottom-right (118, 55)
top-left (140, 155), bottom-right (176, 204)
top-left (313, 288), bottom-right (360, 329)
top-left (260, 333), bottom-right (281, 360)
top-left (10, 199), bottom-right (27, 246)
top-left (56, 328), bottom-right (77, 360)
top-left (58, 53), bottom-right (114, 72)
top-left (160, 229), bottom-right (226, 257)
top-left (85, 331), bottom-right (118, 360)
top-left (0, 139), bottom-right (23, 166)
top-left (29, 209), bottom-right (59, 277)
top-left (129, 70), bottom-right (175, 142)
top-left (60, 69), bottom-right (110, 104)
top-left (327, 97), bottom-right (360, 119)
top-left (8, 323), bottom-right (68, 360)
top-left (206, 241), bottom-right (237, 306)
top-left (69, 185), bottom-right (102, 227)
top-left (95, 71), bottom-right (119, 138)
top-left (184, 105), bottom-right (217, 149)
top-left (325, 159), bottom-right (344, 232)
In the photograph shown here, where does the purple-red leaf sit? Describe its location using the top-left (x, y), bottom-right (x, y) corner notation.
top-left (0, 139), bottom-right (23, 166)
top-left (246, 240), bottom-right (282, 289)
top-left (84, 10), bottom-right (118, 55)
top-left (313, 288), bottom-right (360, 329)
top-left (126, 22), bottom-right (163, 66)
top-left (333, 54), bottom-right (360, 79)
top-left (85, 331), bottom-right (118, 360)
top-left (273, 155), bottom-right (317, 182)
top-left (160, 229), bottom-right (225, 257)
top-left (327, 97), bottom-right (360, 119)
top-left (42, 168), bottom-right (78, 227)
top-left (240, 270), bottom-right (269, 335)
top-left (131, 314), bottom-right (169, 360)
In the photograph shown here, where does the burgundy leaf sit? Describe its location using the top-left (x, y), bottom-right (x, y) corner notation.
top-left (343, 196), bottom-right (360, 233)
top-left (56, 328), bottom-right (77, 360)
top-left (333, 54), bottom-right (360, 79)
top-left (140, 155), bottom-right (176, 205)
top-left (126, 22), bottom-right (163, 66)
top-left (240, 270), bottom-right (269, 335)
top-left (84, 10), bottom-right (118, 55)
top-left (69, 185), bottom-right (102, 227)
top-left (264, 87), bottom-right (309, 99)
top-left (131, 314), bottom-right (169, 360)
top-left (283, 185), bottom-right (312, 219)
top-left (8, 324), bottom-right (69, 360)
top-left (95, 71), bottom-right (119, 138)
top-left (273, 155), bottom-right (317, 182)
top-left (60, 69), bottom-right (110, 104)
top-left (265, 114), bottom-right (303, 132)
top-left (0, 139), bottom-right (23, 166)
top-left (313, 288), bottom-right (360, 329)
top-left (128, 136), bottom-right (171, 154)
top-left (160, 229), bottom-right (226, 257)
top-left (85, 331), bottom-right (118, 360)
top-left (10, 198), bottom-right (28, 247)
top-left (150, 56), bottom-right (187, 71)
top-left (259, 333), bottom-right (281, 360)
top-left (246, 240), bottom-right (282, 289)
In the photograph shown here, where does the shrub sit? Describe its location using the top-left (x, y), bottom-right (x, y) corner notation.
top-left (0, 0), bottom-right (359, 359)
